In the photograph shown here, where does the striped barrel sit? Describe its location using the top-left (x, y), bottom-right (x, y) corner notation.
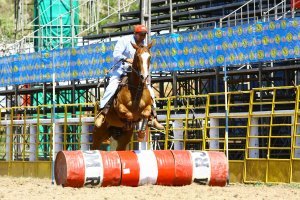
top-left (55, 151), bottom-right (121, 187)
top-left (55, 150), bottom-right (228, 187)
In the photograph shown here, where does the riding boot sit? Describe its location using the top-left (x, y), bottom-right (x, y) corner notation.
top-left (149, 106), bottom-right (164, 130)
top-left (95, 105), bottom-right (110, 127)
top-left (95, 97), bottom-right (114, 127)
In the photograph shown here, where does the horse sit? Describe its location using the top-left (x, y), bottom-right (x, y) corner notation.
top-left (92, 42), bottom-right (154, 150)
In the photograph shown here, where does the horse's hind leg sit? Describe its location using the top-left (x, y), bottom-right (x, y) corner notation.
top-left (91, 125), bottom-right (110, 150)
top-left (116, 129), bottom-right (133, 151)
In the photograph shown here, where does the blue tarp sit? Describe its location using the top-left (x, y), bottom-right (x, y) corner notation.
top-left (0, 18), bottom-right (299, 87)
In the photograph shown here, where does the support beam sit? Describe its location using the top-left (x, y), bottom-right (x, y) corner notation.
top-left (294, 116), bottom-right (300, 158)
top-left (140, 0), bottom-right (151, 43)
top-left (55, 125), bottom-right (63, 154)
top-left (173, 120), bottom-right (183, 150)
top-left (29, 125), bottom-right (37, 161)
top-left (249, 118), bottom-right (259, 158)
top-left (81, 124), bottom-right (90, 151)
top-left (5, 125), bottom-right (10, 161)
top-left (210, 118), bottom-right (219, 150)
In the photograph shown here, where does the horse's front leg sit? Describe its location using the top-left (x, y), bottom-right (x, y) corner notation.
top-left (116, 128), bottom-right (133, 150)
top-left (118, 104), bottom-right (133, 120)
top-left (141, 104), bottom-right (152, 119)
top-left (91, 124), bottom-right (110, 150)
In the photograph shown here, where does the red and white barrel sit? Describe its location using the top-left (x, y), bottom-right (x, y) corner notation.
top-left (207, 151), bottom-right (228, 186)
top-left (55, 150), bottom-right (228, 187)
top-left (55, 150), bottom-right (85, 187)
top-left (190, 151), bottom-right (228, 186)
top-left (55, 150), bottom-right (121, 187)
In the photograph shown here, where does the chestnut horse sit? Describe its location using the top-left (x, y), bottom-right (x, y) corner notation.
top-left (92, 42), bottom-right (153, 150)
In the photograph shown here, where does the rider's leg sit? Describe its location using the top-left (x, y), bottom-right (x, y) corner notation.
top-left (95, 68), bottom-right (123, 127)
top-left (147, 84), bottom-right (164, 130)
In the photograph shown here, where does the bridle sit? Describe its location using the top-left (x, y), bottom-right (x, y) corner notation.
top-left (125, 48), bottom-right (150, 84)
top-left (127, 47), bottom-right (151, 108)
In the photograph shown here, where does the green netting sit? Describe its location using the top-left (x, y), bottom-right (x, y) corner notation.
top-left (34, 0), bottom-right (79, 51)
top-left (31, 90), bottom-right (85, 106)
top-left (31, 90), bottom-right (85, 155)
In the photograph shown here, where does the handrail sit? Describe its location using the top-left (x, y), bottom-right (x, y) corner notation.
top-left (220, 0), bottom-right (262, 28)
top-left (263, 0), bottom-right (287, 22)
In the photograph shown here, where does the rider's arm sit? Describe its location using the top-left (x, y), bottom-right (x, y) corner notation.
top-left (113, 38), bottom-right (127, 62)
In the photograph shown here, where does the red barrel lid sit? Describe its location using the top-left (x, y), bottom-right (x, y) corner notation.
top-left (207, 151), bottom-right (228, 187)
top-left (55, 151), bottom-right (85, 188)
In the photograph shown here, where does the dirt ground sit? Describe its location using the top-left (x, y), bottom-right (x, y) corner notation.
top-left (0, 176), bottom-right (300, 200)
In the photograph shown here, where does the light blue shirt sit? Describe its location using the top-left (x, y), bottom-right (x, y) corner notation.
top-left (113, 35), bottom-right (146, 66)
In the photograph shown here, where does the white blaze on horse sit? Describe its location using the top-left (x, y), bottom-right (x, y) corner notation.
top-left (92, 42), bottom-right (154, 150)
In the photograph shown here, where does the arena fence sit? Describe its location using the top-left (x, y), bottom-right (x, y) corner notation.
top-left (0, 85), bottom-right (299, 183)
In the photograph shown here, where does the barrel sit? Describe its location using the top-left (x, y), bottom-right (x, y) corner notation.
top-left (55, 150), bottom-right (121, 187)
top-left (55, 150), bottom-right (228, 187)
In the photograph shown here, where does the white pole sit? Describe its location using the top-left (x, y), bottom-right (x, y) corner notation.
top-left (210, 118), bottom-right (220, 150)
top-left (249, 118), bottom-right (259, 158)
top-left (55, 124), bottom-right (63, 153)
top-left (224, 65), bottom-right (229, 185)
top-left (5, 125), bottom-right (10, 161)
top-left (173, 119), bottom-right (183, 150)
top-left (29, 125), bottom-right (37, 161)
top-left (52, 71), bottom-right (56, 185)
top-left (224, 66), bottom-right (229, 158)
top-left (170, 0), bottom-right (173, 33)
top-left (81, 124), bottom-right (90, 151)
top-left (51, 40), bottom-right (56, 184)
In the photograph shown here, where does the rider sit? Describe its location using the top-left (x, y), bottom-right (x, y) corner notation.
top-left (95, 24), bottom-right (164, 130)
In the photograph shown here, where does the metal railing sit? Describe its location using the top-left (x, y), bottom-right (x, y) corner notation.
top-left (263, 0), bottom-right (287, 22)
top-left (0, 85), bottom-right (300, 182)
top-left (220, 0), bottom-right (263, 28)
top-left (0, 86), bottom-right (297, 158)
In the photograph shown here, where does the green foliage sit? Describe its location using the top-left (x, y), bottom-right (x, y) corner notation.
top-left (0, 0), bottom-right (15, 40)
top-left (98, 0), bottom-right (140, 33)
top-left (0, 0), bottom-right (140, 41)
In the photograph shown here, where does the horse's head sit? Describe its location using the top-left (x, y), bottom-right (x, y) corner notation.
top-left (131, 42), bottom-right (153, 83)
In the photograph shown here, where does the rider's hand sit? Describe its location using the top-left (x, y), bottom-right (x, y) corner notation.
top-left (126, 58), bottom-right (133, 64)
